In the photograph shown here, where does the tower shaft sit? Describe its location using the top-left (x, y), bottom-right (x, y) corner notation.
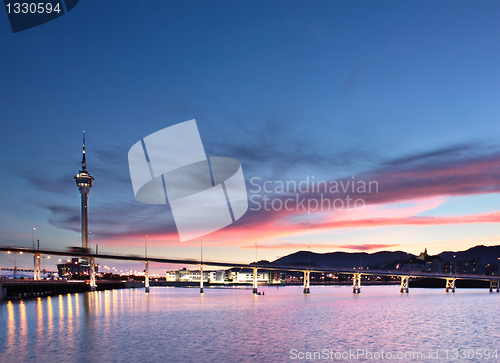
top-left (80, 190), bottom-right (89, 249)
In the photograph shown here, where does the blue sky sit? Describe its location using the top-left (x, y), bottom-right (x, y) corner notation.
top-left (1, 0), bottom-right (499, 274)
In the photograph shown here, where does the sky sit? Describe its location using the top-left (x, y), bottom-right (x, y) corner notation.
top-left (0, 0), bottom-right (499, 275)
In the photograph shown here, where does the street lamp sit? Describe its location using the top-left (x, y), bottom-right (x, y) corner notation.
top-left (199, 239), bottom-right (203, 293)
top-left (7, 251), bottom-right (23, 279)
top-left (145, 235), bottom-right (150, 293)
top-left (32, 228), bottom-right (37, 277)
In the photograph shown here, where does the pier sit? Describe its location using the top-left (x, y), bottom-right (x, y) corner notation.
top-left (0, 279), bottom-right (144, 300)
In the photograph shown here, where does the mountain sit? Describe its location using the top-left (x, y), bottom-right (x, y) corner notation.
top-left (271, 250), bottom-right (411, 269)
top-left (437, 245), bottom-right (500, 264)
top-left (270, 245), bottom-right (500, 269)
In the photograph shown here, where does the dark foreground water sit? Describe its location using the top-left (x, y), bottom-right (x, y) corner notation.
top-left (0, 286), bottom-right (499, 363)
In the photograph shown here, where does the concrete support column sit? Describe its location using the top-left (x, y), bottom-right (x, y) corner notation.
top-left (34, 254), bottom-right (41, 280)
top-left (90, 257), bottom-right (96, 291)
top-left (303, 271), bottom-right (310, 294)
top-left (253, 267), bottom-right (258, 294)
top-left (353, 273), bottom-right (361, 294)
top-left (489, 281), bottom-right (499, 293)
top-left (145, 261), bottom-right (150, 293)
top-left (400, 276), bottom-right (409, 293)
top-left (445, 278), bottom-right (456, 293)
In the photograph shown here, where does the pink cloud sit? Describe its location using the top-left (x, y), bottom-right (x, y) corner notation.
top-left (338, 244), bottom-right (400, 251)
top-left (240, 243), bottom-right (399, 251)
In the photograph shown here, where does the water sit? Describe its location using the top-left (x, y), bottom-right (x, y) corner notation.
top-left (1, 286), bottom-right (499, 363)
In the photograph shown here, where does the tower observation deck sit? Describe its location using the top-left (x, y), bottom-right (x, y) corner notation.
top-left (75, 132), bottom-right (94, 251)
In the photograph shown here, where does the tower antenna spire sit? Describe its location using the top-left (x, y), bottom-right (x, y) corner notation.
top-left (81, 131), bottom-right (87, 171)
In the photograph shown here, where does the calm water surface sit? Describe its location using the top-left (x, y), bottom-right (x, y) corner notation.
top-left (0, 286), bottom-right (499, 363)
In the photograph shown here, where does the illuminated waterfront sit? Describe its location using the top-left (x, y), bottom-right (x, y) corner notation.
top-left (0, 286), bottom-right (498, 363)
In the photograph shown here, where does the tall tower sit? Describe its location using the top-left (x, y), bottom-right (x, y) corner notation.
top-left (75, 132), bottom-right (94, 251)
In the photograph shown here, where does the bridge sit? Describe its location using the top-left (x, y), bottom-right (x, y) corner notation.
top-left (1, 245), bottom-right (499, 295)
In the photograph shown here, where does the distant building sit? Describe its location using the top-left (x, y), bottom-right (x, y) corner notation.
top-left (166, 267), bottom-right (273, 284)
top-left (236, 270), bottom-right (269, 283)
top-left (166, 268), bottom-right (218, 283)
top-left (57, 258), bottom-right (99, 277)
top-left (415, 248), bottom-right (429, 261)
top-left (401, 248), bottom-right (444, 273)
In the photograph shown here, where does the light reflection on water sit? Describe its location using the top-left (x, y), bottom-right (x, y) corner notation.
top-left (0, 286), bottom-right (499, 363)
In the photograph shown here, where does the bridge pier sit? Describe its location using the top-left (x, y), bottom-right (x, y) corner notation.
top-left (253, 267), bottom-right (258, 294)
top-left (200, 264), bottom-right (204, 293)
top-left (445, 278), bottom-right (456, 293)
top-left (352, 273), bottom-right (361, 294)
top-left (303, 270), bottom-right (310, 294)
top-left (90, 257), bottom-right (96, 291)
top-left (34, 253), bottom-right (41, 280)
top-left (489, 281), bottom-right (499, 293)
top-left (145, 261), bottom-right (150, 293)
top-left (400, 276), bottom-right (409, 293)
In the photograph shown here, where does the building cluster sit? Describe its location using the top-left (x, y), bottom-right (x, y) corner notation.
top-left (166, 268), bottom-right (283, 284)
top-left (57, 258), bottom-right (99, 277)
top-left (397, 249), bottom-right (498, 275)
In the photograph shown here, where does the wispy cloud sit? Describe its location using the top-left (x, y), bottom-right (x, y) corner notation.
top-left (240, 243), bottom-right (399, 251)
top-left (338, 244), bottom-right (400, 251)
